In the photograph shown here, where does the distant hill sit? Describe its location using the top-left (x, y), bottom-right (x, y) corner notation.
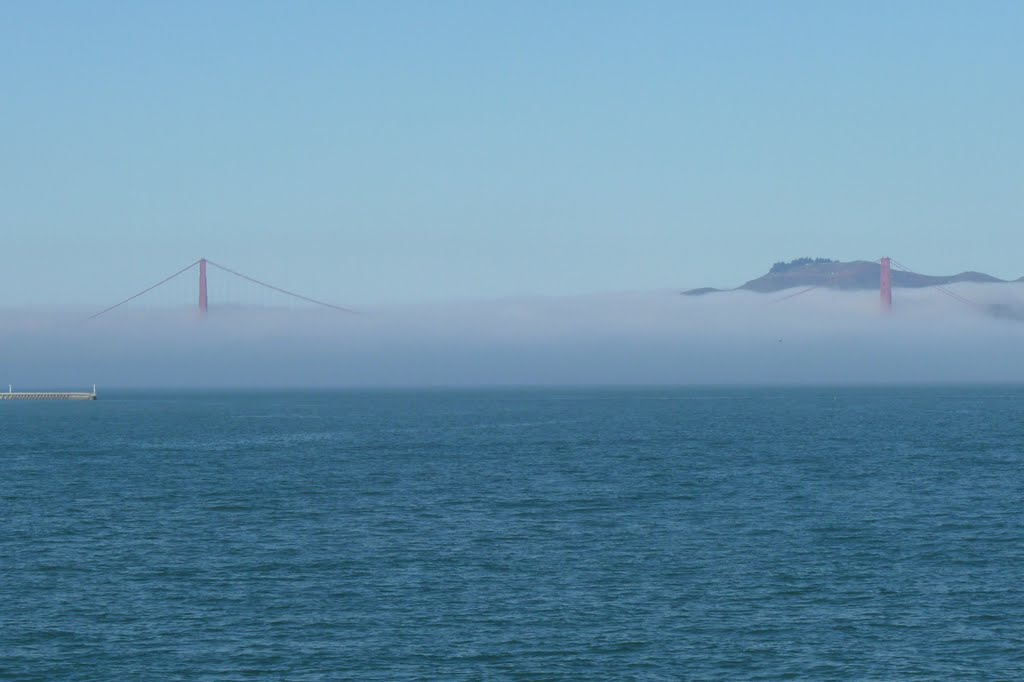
top-left (684, 258), bottom-right (1015, 295)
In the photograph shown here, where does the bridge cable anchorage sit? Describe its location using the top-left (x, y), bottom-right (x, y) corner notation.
top-left (889, 260), bottom-right (978, 307)
top-left (204, 260), bottom-right (359, 314)
top-left (767, 261), bottom-right (875, 304)
top-left (87, 260), bottom-right (201, 320)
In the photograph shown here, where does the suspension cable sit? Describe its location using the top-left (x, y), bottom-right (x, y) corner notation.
top-left (205, 260), bottom-right (358, 314)
top-left (889, 259), bottom-right (978, 307)
top-left (87, 260), bottom-right (201, 320)
top-left (768, 261), bottom-right (874, 304)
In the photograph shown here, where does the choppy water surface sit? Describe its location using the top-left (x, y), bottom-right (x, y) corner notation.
top-left (2, 387), bottom-right (1023, 679)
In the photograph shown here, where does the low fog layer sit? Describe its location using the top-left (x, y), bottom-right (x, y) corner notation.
top-left (3, 285), bottom-right (1024, 387)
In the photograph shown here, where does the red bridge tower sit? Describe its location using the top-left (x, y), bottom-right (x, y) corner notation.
top-left (199, 258), bottom-right (208, 314)
top-left (880, 257), bottom-right (892, 313)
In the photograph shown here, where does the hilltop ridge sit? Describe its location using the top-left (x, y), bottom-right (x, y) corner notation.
top-left (684, 258), bottom-right (1018, 295)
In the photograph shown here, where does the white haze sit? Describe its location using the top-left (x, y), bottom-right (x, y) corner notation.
top-left (3, 284), bottom-right (1024, 388)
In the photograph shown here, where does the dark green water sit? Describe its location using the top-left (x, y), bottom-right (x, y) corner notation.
top-left (2, 387), bottom-right (1023, 680)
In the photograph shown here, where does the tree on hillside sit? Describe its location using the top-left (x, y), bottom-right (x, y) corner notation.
top-left (769, 257), bottom-right (836, 274)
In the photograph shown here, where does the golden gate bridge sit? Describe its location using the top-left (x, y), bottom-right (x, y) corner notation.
top-left (84, 256), bottom-right (989, 321)
top-left (87, 258), bottom-right (359, 320)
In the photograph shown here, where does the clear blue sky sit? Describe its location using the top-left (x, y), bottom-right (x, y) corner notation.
top-left (2, 1), bottom-right (1021, 306)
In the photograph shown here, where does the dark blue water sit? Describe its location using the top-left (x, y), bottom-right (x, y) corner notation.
top-left (2, 387), bottom-right (1023, 680)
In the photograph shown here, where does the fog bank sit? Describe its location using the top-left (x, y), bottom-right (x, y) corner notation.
top-left (3, 285), bottom-right (1023, 387)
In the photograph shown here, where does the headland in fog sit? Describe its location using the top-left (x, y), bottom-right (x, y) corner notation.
top-left (684, 258), bottom-right (1024, 295)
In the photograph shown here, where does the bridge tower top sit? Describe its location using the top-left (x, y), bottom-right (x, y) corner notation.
top-left (199, 258), bottom-right (208, 314)
top-left (880, 257), bottom-right (892, 313)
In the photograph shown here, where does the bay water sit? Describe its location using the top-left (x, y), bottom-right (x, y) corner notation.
top-left (2, 387), bottom-right (1022, 679)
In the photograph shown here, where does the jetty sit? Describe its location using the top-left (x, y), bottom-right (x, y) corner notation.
top-left (2, 385), bottom-right (97, 401)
